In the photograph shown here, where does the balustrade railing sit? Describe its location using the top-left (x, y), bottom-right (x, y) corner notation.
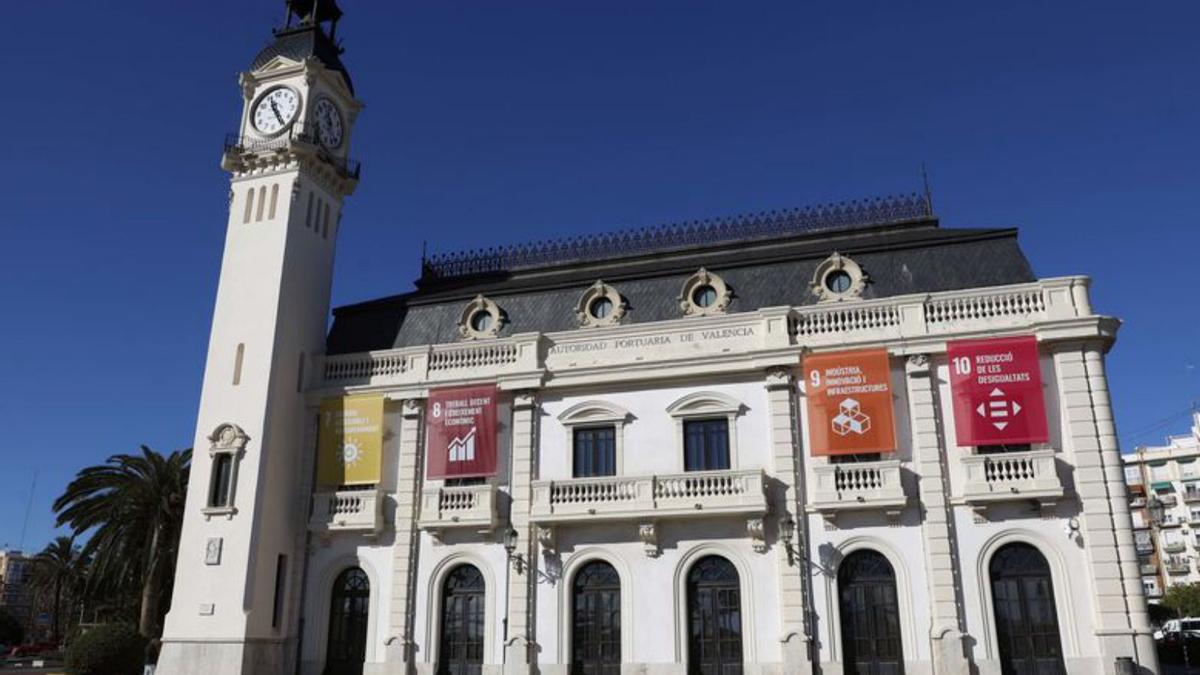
top-left (309, 488), bottom-right (383, 533)
top-left (924, 288), bottom-right (1045, 327)
top-left (418, 483), bottom-right (497, 532)
top-left (960, 449), bottom-right (1063, 508)
top-left (811, 460), bottom-right (906, 518)
top-left (531, 469), bottom-right (766, 522)
top-left (429, 342), bottom-right (519, 371)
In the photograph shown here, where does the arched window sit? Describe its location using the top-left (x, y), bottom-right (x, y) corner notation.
top-left (326, 567), bottom-right (369, 675)
top-left (989, 543), bottom-right (1065, 675)
top-left (838, 550), bottom-right (904, 675)
top-left (572, 561), bottom-right (621, 674)
top-left (686, 555), bottom-right (742, 674)
top-left (439, 564), bottom-right (485, 675)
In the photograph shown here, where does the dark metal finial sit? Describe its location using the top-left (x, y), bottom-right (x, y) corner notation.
top-left (921, 162), bottom-right (934, 214)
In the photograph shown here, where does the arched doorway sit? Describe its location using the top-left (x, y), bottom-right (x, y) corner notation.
top-left (571, 560), bottom-right (621, 675)
top-left (838, 550), bottom-right (904, 675)
top-left (438, 564), bottom-right (485, 675)
top-left (686, 555), bottom-right (743, 675)
top-left (326, 567), bottom-right (370, 675)
top-left (989, 543), bottom-right (1065, 675)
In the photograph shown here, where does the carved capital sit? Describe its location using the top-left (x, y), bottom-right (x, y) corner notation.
top-left (905, 353), bottom-right (931, 374)
top-left (764, 367), bottom-right (794, 391)
top-left (513, 391), bottom-right (539, 411)
top-left (536, 525), bottom-right (556, 553)
top-left (639, 522), bottom-right (660, 558)
top-left (747, 517), bottom-right (767, 553)
top-left (401, 398), bottom-right (426, 419)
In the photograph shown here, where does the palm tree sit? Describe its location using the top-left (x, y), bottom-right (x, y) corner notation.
top-left (27, 536), bottom-right (84, 642)
top-left (52, 446), bottom-right (191, 638)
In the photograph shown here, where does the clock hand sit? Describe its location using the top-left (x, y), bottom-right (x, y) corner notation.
top-left (270, 100), bottom-right (284, 125)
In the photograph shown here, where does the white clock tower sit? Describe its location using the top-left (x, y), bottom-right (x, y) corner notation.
top-left (158, 2), bottom-right (361, 673)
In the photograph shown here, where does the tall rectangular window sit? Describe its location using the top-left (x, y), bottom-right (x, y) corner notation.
top-left (272, 554), bottom-right (288, 628)
top-left (684, 418), bottom-right (729, 472)
top-left (209, 454), bottom-right (233, 508)
top-left (573, 426), bottom-right (616, 478)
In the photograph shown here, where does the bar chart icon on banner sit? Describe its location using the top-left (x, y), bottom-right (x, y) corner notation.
top-left (832, 398), bottom-right (872, 436)
top-left (448, 427), bottom-right (477, 462)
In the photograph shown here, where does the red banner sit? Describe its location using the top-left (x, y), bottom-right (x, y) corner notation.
top-left (426, 385), bottom-right (498, 479)
top-left (948, 335), bottom-right (1048, 446)
top-left (803, 348), bottom-right (897, 455)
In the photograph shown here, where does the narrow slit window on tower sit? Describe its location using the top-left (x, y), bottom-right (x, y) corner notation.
top-left (268, 183), bottom-right (279, 220)
top-left (256, 186), bottom-right (267, 222)
top-left (233, 343), bottom-right (245, 386)
top-left (296, 352), bottom-right (306, 393)
top-left (272, 554), bottom-right (288, 628)
top-left (243, 188), bottom-right (254, 224)
top-left (305, 192), bottom-right (314, 229)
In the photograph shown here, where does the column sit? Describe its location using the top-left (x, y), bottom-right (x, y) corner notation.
top-left (765, 367), bottom-right (814, 673)
top-left (905, 354), bottom-right (969, 675)
top-left (385, 397), bottom-right (426, 669)
top-left (504, 391), bottom-right (538, 675)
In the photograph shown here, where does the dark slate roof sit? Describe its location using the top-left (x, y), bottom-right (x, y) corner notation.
top-left (252, 25), bottom-right (353, 94)
top-left (326, 203), bottom-right (1035, 355)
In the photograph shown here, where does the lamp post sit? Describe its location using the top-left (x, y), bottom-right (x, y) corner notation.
top-left (503, 526), bottom-right (523, 574)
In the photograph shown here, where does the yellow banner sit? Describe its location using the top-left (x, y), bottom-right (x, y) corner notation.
top-left (317, 394), bottom-right (384, 486)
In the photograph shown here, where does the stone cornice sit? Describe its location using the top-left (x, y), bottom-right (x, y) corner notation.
top-left (311, 276), bottom-right (1109, 401)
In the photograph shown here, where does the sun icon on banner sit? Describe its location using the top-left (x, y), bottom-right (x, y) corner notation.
top-left (340, 442), bottom-right (362, 468)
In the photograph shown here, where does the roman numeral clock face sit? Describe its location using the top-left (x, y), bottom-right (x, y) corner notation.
top-left (252, 87), bottom-right (299, 135)
top-left (314, 97), bottom-right (344, 149)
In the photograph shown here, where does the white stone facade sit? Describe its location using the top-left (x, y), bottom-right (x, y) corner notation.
top-left (157, 9), bottom-right (1158, 675)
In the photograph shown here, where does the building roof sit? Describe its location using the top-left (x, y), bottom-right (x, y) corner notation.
top-left (252, 24), bottom-right (353, 94)
top-left (326, 194), bottom-right (1037, 354)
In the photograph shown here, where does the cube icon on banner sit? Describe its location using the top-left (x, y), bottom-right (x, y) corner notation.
top-left (831, 398), bottom-right (872, 436)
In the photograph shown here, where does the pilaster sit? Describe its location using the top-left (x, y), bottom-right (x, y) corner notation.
top-left (385, 398), bottom-right (426, 669)
top-left (504, 391), bottom-right (539, 675)
top-left (1054, 344), bottom-right (1157, 673)
top-left (764, 367), bottom-right (813, 673)
top-left (904, 354), bottom-right (969, 675)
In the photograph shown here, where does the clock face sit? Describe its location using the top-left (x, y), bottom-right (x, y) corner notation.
top-left (252, 87), bottom-right (299, 135)
top-left (314, 98), bottom-right (344, 149)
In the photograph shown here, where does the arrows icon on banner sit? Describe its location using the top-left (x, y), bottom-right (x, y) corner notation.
top-left (976, 388), bottom-right (1021, 430)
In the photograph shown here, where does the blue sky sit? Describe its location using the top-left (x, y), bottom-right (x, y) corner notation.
top-left (1, 1), bottom-right (1196, 552)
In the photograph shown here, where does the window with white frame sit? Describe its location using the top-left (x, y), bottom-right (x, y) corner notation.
top-left (1181, 460), bottom-right (1200, 479)
top-left (666, 392), bottom-right (744, 472)
top-left (557, 401), bottom-right (632, 478)
top-left (1150, 463), bottom-right (1172, 482)
top-left (204, 423), bottom-right (248, 518)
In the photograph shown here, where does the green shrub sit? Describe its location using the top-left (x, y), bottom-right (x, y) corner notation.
top-left (65, 623), bottom-right (146, 675)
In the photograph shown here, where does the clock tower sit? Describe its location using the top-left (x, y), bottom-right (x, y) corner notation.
top-left (158, 2), bottom-right (361, 674)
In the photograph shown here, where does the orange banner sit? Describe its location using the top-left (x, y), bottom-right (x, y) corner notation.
top-left (803, 348), bottom-right (897, 455)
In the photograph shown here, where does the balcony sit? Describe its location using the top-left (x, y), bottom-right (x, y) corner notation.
top-left (530, 469), bottom-right (767, 524)
top-left (1184, 491), bottom-right (1200, 504)
top-left (309, 488), bottom-right (384, 535)
top-left (960, 450), bottom-right (1063, 514)
top-left (1137, 542), bottom-right (1155, 555)
top-left (1159, 495), bottom-right (1180, 507)
top-left (1167, 559), bottom-right (1192, 575)
top-left (1164, 541), bottom-right (1188, 554)
top-left (811, 460), bottom-right (907, 523)
top-left (1140, 563), bottom-right (1159, 575)
top-left (1145, 584), bottom-right (1163, 599)
top-left (1130, 496), bottom-right (1147, 508)
top-left (418, 483), bottom-right (498, 539)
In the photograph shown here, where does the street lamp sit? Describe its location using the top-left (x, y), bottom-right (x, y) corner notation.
top-left (778, 515), bottom-right (797, 566)
top-left (503, 527), bottom-right (523, 574)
